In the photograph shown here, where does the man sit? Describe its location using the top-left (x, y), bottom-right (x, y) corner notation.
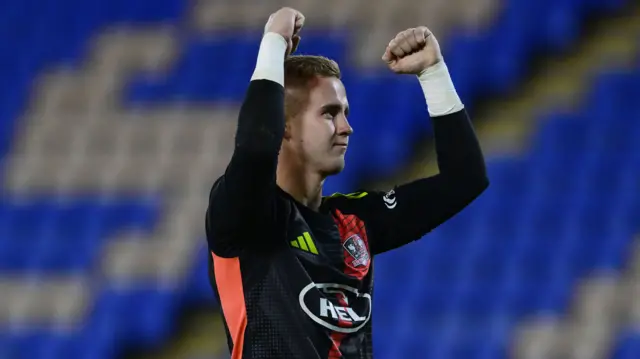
top-left (206, 7), bottom-right (488, 359)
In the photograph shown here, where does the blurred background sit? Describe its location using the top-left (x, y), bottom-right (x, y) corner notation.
top-left (0, 0), bottom-right (638, 358)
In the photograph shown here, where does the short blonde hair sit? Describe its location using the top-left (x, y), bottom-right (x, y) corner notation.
top-left (284, 55), bottom-right (341, 120)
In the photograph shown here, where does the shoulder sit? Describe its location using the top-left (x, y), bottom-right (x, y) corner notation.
top-left (323, 190), bottom-right (370, 203)
top-left (323, 188), bottom-right (400, 214)
top-left (322, 190), bottom-right (376, 213)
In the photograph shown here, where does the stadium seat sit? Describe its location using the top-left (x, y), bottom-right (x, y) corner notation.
top-left (612, 330), bottom-right (640, 359)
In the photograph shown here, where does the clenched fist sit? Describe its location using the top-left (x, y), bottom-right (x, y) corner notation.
top-left (382, 27), bottom-right (442, 75)
top-left (264, 7), bottom-right (305, 55)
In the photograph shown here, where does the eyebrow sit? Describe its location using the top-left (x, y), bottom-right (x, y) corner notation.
top-left (321, 103), bottom-right (350, 116)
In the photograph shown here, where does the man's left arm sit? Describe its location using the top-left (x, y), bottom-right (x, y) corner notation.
top-left (365, 27), bottom-right (489, 255)
top-left (364, 107), bottom-right (488, 254)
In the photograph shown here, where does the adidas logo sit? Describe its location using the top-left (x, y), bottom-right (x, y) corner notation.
top-left (291, 232), bottom-right (319, 255)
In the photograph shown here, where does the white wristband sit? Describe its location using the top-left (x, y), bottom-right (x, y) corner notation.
top-left (251, 32), bottom-right (288, 86)
top-left (417, 61), bottom-right (464, 117)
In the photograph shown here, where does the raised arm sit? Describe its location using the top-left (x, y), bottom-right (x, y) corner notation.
top-left (366, 27), bottom-right (489, 254)
top-left (206, 8), bottom-right (305, 256)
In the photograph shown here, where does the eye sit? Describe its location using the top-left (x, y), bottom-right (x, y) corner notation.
top-left (323, 111), bottom-right (337, 120)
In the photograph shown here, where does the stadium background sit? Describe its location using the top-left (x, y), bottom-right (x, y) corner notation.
top-left (0, 0), bottom-right (639, 358)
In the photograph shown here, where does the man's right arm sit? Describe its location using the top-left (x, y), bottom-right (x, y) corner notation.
top-left (206, 33), bottom-right (289, 256)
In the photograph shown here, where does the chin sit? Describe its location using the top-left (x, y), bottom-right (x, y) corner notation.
top-left (322, 161), bottom-right (346, 176)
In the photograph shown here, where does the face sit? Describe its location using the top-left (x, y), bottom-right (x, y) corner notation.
top-left (285, 76), bottom-right (352, 176)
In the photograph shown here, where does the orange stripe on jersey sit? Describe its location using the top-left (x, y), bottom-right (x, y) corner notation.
top-left (212, 252), bottom-right (247, 359)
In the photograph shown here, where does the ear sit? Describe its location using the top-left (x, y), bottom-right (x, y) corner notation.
top-left (283, 121), bottom-right (292, 140)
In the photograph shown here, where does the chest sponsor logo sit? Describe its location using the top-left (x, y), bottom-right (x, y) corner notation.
top-left (343, 234), bottom-right (370, 268)
top-left (298, 282), bottom-right (372, 334)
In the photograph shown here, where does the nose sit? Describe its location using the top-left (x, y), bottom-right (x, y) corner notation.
top-left (337, 116), bottom-right (353, 136)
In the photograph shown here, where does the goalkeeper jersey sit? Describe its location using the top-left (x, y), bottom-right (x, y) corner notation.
top-left (205, 80), bottom-right (488, 359)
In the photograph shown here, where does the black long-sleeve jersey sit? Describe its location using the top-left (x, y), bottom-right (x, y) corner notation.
top-left (206, 79), bottom-right (489, 359)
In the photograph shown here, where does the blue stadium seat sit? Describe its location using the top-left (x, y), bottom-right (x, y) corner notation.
top-left (91, 287), bottom-right (179, 349)
top-left (0, 197), bottom-right (161, 272)
top-left (612, 330), bottom-right (640, 359)
top-left (184, 246), bottom-right (217, 305)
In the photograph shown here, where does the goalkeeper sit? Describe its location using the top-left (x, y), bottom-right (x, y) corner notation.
top-left (206, 7), bottom-right (489, 359)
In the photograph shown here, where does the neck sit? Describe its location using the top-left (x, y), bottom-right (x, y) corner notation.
top-left (277, 161), bottom-right (325, 211)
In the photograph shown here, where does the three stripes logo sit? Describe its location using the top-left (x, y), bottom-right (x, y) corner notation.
top-left (291, 232), bottom-right (319, 255)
